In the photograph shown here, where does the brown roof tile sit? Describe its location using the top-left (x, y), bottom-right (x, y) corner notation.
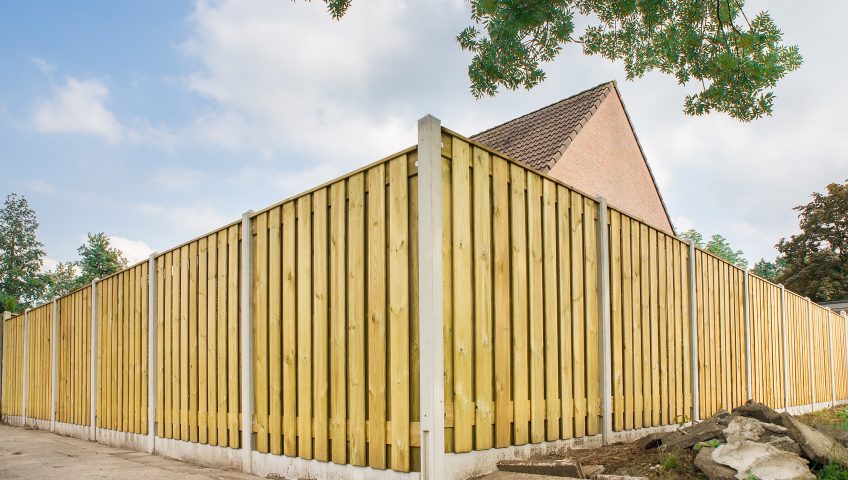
top-left (470, 81), bottom-right (614, 171)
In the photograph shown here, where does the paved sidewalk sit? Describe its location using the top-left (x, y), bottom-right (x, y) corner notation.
top-left (0, 423), bottom-right (257, 479)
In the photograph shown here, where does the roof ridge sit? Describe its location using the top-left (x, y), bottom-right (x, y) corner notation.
top-left (541, 82), bottom-right (614, 171)
top-left (470, 80), bottom-right (615, 140)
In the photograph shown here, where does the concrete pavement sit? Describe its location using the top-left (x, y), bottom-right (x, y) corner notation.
top-left (0, 423), bottom-right (257, 479)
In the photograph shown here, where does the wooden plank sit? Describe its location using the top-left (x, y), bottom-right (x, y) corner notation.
top-left (347, 174), bottom-right (366, 465)
top-left (157, 259), bottom-right (165, 436)
top-left (441, 156), bottom-right (455, 453)
top-left (527, 173), bottom-right (545, 443)
top-left (570, 191), bottom-right (586, 437)
top-left (648, 228), bottom-right (660, 426)
top-left (557, 185), bottom-right (574, 438)
top-left (509, 164), bottom-right (529, 445)
top-left (367, 166), bottom-right (387, 466)
top-left (227, 225), bottom-right (240, 448)
top-left (584, 198), bottom-right (600, 434)
top-left (312, 190), bottom-right (330, 461)
top-left (541, 179), bottom-right (560, 441)
top-left (296, 195), bottom-right (313, 459)
top-left (198, 239), bottom-right (209, 443)
top-left (680, 244), bottom-right (691, 420)
top-left (388, 155), bottom-right (410, 471)
top-left (216, 230), bottom-right (229, 444)
top-left (167, 251), bottom-right (177, 437)
top-left (452, 140), bottom-right (473, 452)
top-left (638, 224), bottom-right (650, 427)
top-left (610, 210), bottom-right (623, 431)
top-left (329, 181), bottom-right (347, 464)
top-left (206, 233), bottom-right (219, 445)
top-left (189, 244), bottom-right (199, 440)
top-left (180, 245), bottom-right (190, 440)
top-left (473, 147), bottom-right (495, 448)
top-left (141, 263), bottom-right (149, 434)
top-left (622, 218), bottom-right (634, 430)
top-left (254, 212), bottom-right (269, 453)
top-left (281, 202), bottom-right (297, 457)
top-left (492, 157), bottom-right (512, 447)
top-left (268, 207), bottom-right (283, 456)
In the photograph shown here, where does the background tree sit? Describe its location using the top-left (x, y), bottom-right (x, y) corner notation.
top-left (74, 233), bottom-right (127, 288)
top-left (0, 193), bottom-right (46, 310)
top-left (751, 258), bottom-right (784, 282)
top-left (776, 180), bottom-right (848, 302)
top-left (317, 0), bottom-right (802, 121)
top-left (39, 261), bottom-right (79, 303)
top-left (679, 228), bottom-right (748, 268)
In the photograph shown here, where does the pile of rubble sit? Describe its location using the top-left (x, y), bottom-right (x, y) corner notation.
top-left (473, 402), bottom-right (848, 480)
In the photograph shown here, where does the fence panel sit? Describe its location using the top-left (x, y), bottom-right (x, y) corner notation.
top-left (57, 286), bottom-right (92, 425)
top-left (612, 212), bottom-right (691, 430)
top-left (440, 130), bottom-right (601, 453)
top-left (96, 262), bottom-right (149, 434)
top-left (251, 150), bottom-right (420, 472)
top-left (156, 223), bottom-right (242, 448)
top-left (2, 314), bottom-right (24, 416)
top-left (748, 276), bottom-right (785, 410)
top-left (785, 292), bottom-right (812, 407)
top-left (26, 303), bottom-right (53, 420)
top-left (832, 310), bottom-right (848, 402)
top-left (811, 304), bottom-right (833, 403)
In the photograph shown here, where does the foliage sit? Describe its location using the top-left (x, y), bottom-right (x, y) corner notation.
top-left (694, 438), bottom-right (722, 450)
top-left (818, 463), bottom-right (848, 480)
top-left (0, 193), bottom-right (46, 310)
top-left (39, 261), bottom-right (78, 302)
top-left (775, 180), bottom-right (848, 302)
top-left (679, 228), bottom-right (748, 268)
top-left (661, 452), bottom-right (680, 471)
top-left (837, 407), bottom-right (848, 431)
top-left (74, 233), bottom-right (127, 288)
top-left (315, 0), bottom-right (802, 121)
top-left (752, 257), bottom-right (784, 282)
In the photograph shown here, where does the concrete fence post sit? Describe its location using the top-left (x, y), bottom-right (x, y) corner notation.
top-left (780, 285), bottom-right (789, 411)
top-left (844, 310), bottom-right (848, 403)
top-left (51, 299), bottom-right (58, 431)
top-left (807, 298), bottom-right (815, 409)
top-left (597, 196), bottom-right (613, 444)
top-left (1, 311), bottom-right (9, 415)
top-left (90, 279), bottom-right (98, 440)
top-left (827, 307), bottom-right (836, 407)
top-left (417, 115), bottom-right (446, 480)
top-left (148, 253), bottom-right (158, 453)
top-left (240, 211), bottom-right (255, 473)
top-left (688, 241), bottom-right (699, 423)
top-left (22, 308), bottom-right (29, 424)
top-left (744, 270), bottom-right (751, 402)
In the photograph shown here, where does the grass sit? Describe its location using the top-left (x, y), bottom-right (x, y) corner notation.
top-left (817, 464), bottom-right (848, 480)
top-left (661, 452), bottom-right (680, 471)
top-left (798, 406), bottom-right (848, 431)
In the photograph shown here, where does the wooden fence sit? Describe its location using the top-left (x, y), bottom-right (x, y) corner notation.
top-left (26, 303), bottom-right (53, 420)
top-left (3, 121), bottom-right (848, 478)
top-left (96, 262), bottom-right (149, 434)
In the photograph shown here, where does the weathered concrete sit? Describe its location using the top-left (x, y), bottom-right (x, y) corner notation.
top-left (497, 458), bottom-right (584, 477)
top-left (712, 441), bottom-right (813, 480)
top-left (475, 472), bottom-right (580, 480)
top-left (0, 423), bottom-right (255, 479)
top-left (694, 447), bottom-right (735, 480)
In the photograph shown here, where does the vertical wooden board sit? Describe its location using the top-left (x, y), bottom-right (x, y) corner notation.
top-left (556, 186), bottom-right (573, 439)
top-left (312, 190), bottom-right (330, 461)
top-left (268, 207), bottom-right (283, 455)
top-left (281, 203), bottom-right (297, 457)
top-left (610, 210), bottom-right (623, 431)
top-left (441, 156), bottom-right (455, 453)
top-left (452, 140), bottom-right (473, 453)
top-left (141, 264), bottom-right (149, 434)
top-left (473, 147), bottom-right (495, 448)
top-left (216, 230), bottom-right (229, 444)
top-left (680, 245), bottom-right (691, 418)
top-left (180, 246), bottom-right (190, 439)
top-left (329, 181), bottom-right (348, 464)
top-left (254, 212), bottom-right (270, 453)
top-left (669, 239), bottom-right (680, 422)
top-left (206, 234), bottom-right (219, 445)
top-left (366, 166), bottom-right (387, 466)
top-left (570, 191), bottom-right (586, 437)
top-left (648, 229), bottom-right (660, 426)
top-left (492, 157), bottom-right (512, 446)
top-left (584, 198), bottom-right (599, 435)
top-left (227, 225), bottom-right (240, 448)
top-left (639, 224), bottom-right (651, 426)
top-left (188, 244), bottom-right (199, 440)
top-left (198, 239), bottom-right (209, 443)
top-left (622, 217), bottom-right (634, 430)
top-left (297, 195), bottom-right (314, 460)
top-left (630, 221), bottom-right (643, 429)
top-left (541, 179), bottom-right (560, 441)
top-left (510, 165), bottom-right (529, 445)
top-left (656, 235), bottom-right (668, 425)
top-left (157, 259), bottom-right (165, 436)
top-left (388, 155), bottom-right (410, 471)
top-left (164, 252), bottom-right (174, 437)
top-left (347, 174), bottom-right (366, 465)
top-left (527, 173), bottom-right (544, 443)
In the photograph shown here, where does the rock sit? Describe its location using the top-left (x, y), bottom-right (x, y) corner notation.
top-left (476, 472), bottom-right (583, 480)
top-left (724, 416), bottom-right (765, 443)
top-left (635, 431), bottom-right (678, 450)
top-left (582, 465), bottom-right (605, 478)
top-left (731, 402), bottom-right (785, 426)
top-left (811, 424), bottom-right (848, 447)
top-left (763, 423), bottom-right (789, 434)
top-left (497, 458), bottom-right (584, 478)
top-left (694, 447), bottom-right (737, 480)
top-left (781, 414), bottom-right (848, 467)
top-left (712, 441), bottom-right (814, 480)
top-left (768, 436), bottom-right (802, 455)
top-left (663, 417), bottom-right (725, 450)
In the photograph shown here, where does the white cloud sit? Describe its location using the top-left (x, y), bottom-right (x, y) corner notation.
top-left (154, 166), bottom-right (207, 191)
top-left (40, 257), bottom-right (59, 273)
top-left (30, 57), bottom-right (55, 75)
top-left (108, 235), bottom-right (155, 265)
top-left (132, 201), bottom-right (233, 236)
top-left (32, 76), bottom-right (123, 143)
top-left (26, 179), bottom-right (57, 194)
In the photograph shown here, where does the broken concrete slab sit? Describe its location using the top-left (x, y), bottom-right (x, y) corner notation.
top-left (724, 416), bottom-right (765, 443)
top-left (663, 417), bottom-right (725, 450)
top-left (712, 441), bottom-right (813, 480)
top-left (811, 423), bottom-right (848, 448)
top-left (694, 447), bottom-right (736, 480)
top-left (768, 435), bottom-right (802, 455)
top-left (582, 465), bottom-right (605, 478)
top-left (634, 431), bottom-right (678, 450)
top-left (594, 475), bottom-right (646, 480)
top-left (497, 458), bottom-right (584, 478)
top-left (732, 402), bottom-right (785, 427)
top-left (781, 414), bottom-right (848, 467)
top-left (476, 472), bottom-right (583, 480)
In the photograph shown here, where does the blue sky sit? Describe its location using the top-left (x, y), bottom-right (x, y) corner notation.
top-left (1, 1), bottom-right (846, 269)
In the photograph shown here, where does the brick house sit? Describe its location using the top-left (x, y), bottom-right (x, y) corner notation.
top-left (472, 81), bottom-right (675, 234)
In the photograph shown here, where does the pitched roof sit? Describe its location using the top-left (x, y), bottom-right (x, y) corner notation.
top-left (471, 81), bottom-right (614, 171)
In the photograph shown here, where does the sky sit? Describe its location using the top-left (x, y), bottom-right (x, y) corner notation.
top-left (0, 0), bottom-right (846, 269)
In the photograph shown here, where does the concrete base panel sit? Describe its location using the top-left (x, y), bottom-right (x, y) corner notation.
top-left (153, 436), bottom-right (242, 472)
top-left (251, 451), bottom-right (420, 480)
top-left (24, 416), bottom-right (50, 431)
top-left (781, 399), bottom-right (848, 416)
top-left (1, 415), bottom-right (24, 427)
top-left (96, 428), bottom-right (149, 451)
top-left (54, 421), bottom-right (92, 441)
